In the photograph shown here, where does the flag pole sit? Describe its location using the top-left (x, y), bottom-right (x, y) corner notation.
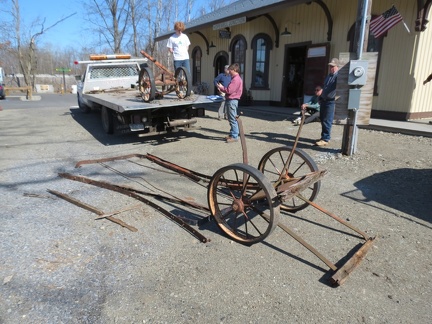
top-left (402, 20), bottom-right (411, 33)
top-left (393, 4), bottom-right (410, 33)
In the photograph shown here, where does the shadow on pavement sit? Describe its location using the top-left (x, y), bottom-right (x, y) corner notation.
top-left (342, 168), bottom-right (432, 226)
top-left (69, 107), bottom-right (216, 146)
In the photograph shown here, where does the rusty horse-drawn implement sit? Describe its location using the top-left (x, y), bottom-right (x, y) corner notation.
top-left (138, 50), bottom-right (191, 102)
top-left (205, 113), bottom-right (375, 285)
top-left (69, 111), bottom-right (375, 286)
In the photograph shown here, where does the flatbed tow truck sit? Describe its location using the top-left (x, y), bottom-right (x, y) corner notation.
top-left (75, 54), bottom-right (216, 135)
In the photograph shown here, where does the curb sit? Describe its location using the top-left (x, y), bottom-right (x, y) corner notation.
top-left (359, 124), bottom-right (432, 138)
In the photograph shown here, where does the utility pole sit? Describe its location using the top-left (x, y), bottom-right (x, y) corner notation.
top-left (341, 0), bottom-right (372, 155)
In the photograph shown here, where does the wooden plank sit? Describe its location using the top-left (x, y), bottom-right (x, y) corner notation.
top-left (330, 236), bottom-right (376, 286)
top-left (4, 86), bottom-right (32, 98)
top-left (47, 189), bottom-right (138, 232)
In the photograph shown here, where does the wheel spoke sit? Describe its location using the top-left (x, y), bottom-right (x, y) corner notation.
top-left (291, 160), bottom-right (307, 176)
top-left (243, 207), bottom-right (266, 236)
top-left (267, 157), bottom-right (283, 177)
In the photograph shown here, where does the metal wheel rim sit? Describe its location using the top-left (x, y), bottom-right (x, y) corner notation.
top-left (258, 146), bottom-right (320, 212)
top-left (175, 67), bottom-right (191, 99)
top-left (139, 67), bottom-right (155, 102)
top-left (208, 163), bottom-right (280, 245)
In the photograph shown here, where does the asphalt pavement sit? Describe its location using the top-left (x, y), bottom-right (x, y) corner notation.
top-left (235, 105), bottom-right (432, 138)
top-left (1, 92), bottom-right (431, 323)
top-left (2, 93), bottom-right (431, 138)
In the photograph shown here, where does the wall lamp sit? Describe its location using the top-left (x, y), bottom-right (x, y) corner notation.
top-left (280, 27), bottom-right (292, 36)
top-left (209, 41), bottom-right (216, 48)
top-left (280, 21), bottom-right (300, 36)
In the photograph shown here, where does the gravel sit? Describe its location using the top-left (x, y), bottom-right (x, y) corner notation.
top-left (0, 94), bottom-right (431, 323)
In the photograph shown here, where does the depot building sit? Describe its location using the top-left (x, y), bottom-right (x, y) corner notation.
top-left (155, 0), bottom-right (432, 124)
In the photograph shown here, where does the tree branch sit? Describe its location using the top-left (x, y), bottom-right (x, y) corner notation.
top-left (31, 12), bottom-right (77, 42)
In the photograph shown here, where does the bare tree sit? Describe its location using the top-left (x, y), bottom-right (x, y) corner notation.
top-left (128, 0), bottom-right (141, 56)
top-left (0, 0), bottom-right (216, 84)
top-left (80, 0), bottom-right (207, 59)
top-left (198, 0), bottom-right (230, 16)
top-left (185, 0), bottom-right (195, 22)
top-left (36, 45), bottom-right (81, 75)
top-left (85, 0), bottom-right (131, 53)
top-left (5, 0), bottom-right (76, 89)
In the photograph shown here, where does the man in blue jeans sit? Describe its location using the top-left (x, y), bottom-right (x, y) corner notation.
top-left (315, 58), bottom-right (339, 146)
top-left (216, 63), bottom-right (243, 143)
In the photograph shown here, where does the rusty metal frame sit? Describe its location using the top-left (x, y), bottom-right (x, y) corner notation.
top-left (66, 110), bottom-right (375, 285)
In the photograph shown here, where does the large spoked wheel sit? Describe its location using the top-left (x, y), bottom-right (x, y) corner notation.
top-left (138, 66), bottom-right (156, 102)
top-left (101, 106), bottom-right (114, 134)
top-left (174, 67), bottom-right (191, 99)
top-left (208, 163), bottom-right (280, 245)
top-left (258, 146), bottom-right (320, 212)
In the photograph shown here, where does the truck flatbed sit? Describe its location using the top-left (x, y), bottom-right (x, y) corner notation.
top-left (83, 90), bottom-right (217, 113)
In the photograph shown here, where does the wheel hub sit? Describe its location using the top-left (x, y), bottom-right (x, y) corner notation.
top-left (232, 198), bottom-right (245, 213)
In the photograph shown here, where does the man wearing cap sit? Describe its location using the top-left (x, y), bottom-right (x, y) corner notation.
top-left (315, 58), bottom-right (339, 146)
top-left (214, 65), bottom-right (231, 120)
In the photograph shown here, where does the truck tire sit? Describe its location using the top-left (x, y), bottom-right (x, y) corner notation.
top-left (101, 106), bottom-right (115, 134)
top-left (77, 94), bottom-right (91, 113)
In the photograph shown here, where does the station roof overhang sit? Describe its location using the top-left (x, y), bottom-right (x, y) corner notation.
top-left (155, 0), bottom-right (431, 43)
top-left (154, 0), bottom-right (313, 42)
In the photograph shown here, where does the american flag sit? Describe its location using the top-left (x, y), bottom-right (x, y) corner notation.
top-left (370, 5), bottom-right (403, 38)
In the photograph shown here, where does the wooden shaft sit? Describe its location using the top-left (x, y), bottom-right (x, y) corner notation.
top-left (47, 189), bottom-right (138, 232)
top-left (140, 50), bottom-right (174, 77)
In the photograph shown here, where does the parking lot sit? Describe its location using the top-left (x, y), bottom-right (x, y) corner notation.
top-left (0, 94), bottom-right (431, 323)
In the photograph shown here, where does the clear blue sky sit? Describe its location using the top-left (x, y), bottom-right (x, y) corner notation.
top-left (18, 0), bottom-right (208, 49)
top-left (19, 0), bottom-right (83, 49)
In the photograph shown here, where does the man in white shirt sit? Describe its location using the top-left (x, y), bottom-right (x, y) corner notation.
top-left (167, 21), bottom-right (191, 73)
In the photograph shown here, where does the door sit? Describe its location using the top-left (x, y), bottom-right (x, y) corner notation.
top-left (303, 43), bottom-right (330, 96)
top-left (281, 44), bottom-right (307, 107)
top-left (281, 43), bottom-right (330, 106)
top-left (214, 51), bottom-right (229, 94)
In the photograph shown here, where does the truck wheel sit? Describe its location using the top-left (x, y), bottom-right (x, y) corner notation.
top-left (77, 94), bottom-right (91, 113)
top-left (101, 106), bottom-right (114, 134)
